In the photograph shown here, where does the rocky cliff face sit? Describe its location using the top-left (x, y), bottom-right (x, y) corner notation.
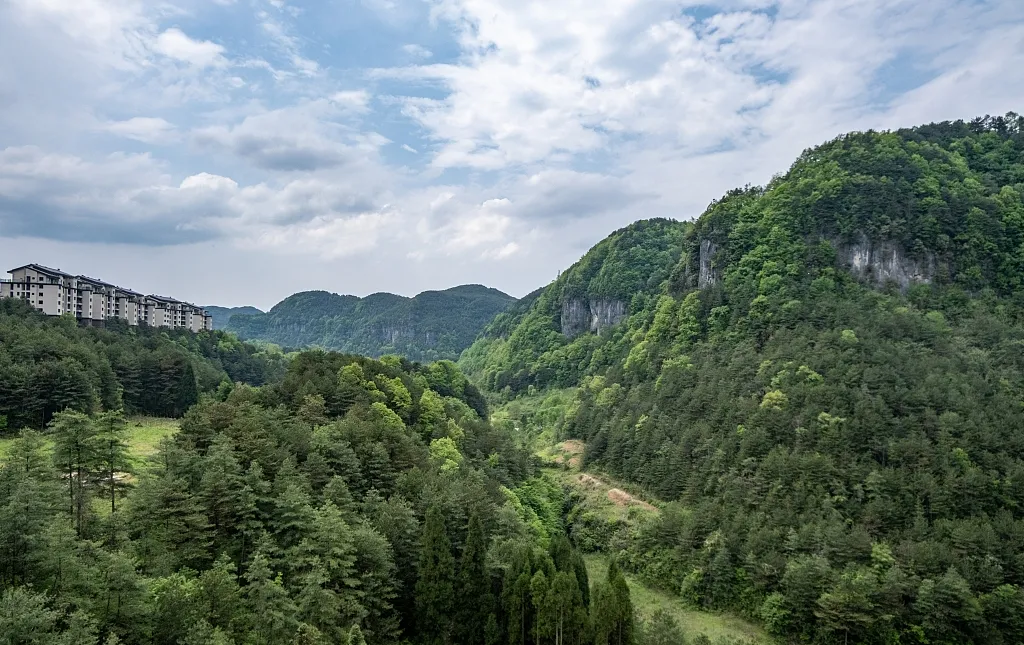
top-left (698, 239), bottom-right (721, 289)
top-left (561, 298), bottom-right (628, 339)
top-left (835, 234), bottom-right (936, 291)
top-left (691, 234), bottom-right (938, 293)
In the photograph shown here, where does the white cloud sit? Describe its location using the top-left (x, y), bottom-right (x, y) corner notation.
top-left (385, 0), bottom-right (1024, 175)
top-left (103, 117), bottom-right (178, 144)
top-left (154, 28), bottom-right (226, 68)
top-left (402, 43), bottom-right (433, 58)
top-left (330, 90), bottom-right (372, 112)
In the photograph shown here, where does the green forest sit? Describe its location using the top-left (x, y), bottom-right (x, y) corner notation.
top-left (0, 299), bottom-right (287, 431)
top-left (225, 285), bottom-right (516, 362)
top-left (464, 113), bottom-right (1024, 644)
top-left (0, 302), bottom-right (656, 645)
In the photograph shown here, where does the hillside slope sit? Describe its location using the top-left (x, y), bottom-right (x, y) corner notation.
top-left (0, 298), bottom-right (286, 429)
top-left (203, 305), bottom-right (264, 330)
top-left (227, 284), bottom-right (516, 361)
top-left (464, 113), bottom-right (1024, 645)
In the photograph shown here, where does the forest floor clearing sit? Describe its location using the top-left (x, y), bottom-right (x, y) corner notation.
top-left (0, 417), bottom-right (179, 465)
top-left (539, 439), bottom-right (660, 524)
top-left (584, 553), bottom-right (771, 643)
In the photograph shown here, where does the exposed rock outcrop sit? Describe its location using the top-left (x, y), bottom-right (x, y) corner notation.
top-left (561, 298), bottom-right (628, 339)
top-left (835, 234), bottom-right (936, 291)
top-left (689, 234), bottom-right (938, 293)
top-left (698, 239), bottom-right (721, 289)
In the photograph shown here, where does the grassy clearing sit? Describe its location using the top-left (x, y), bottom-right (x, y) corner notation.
top-left (584, 554), bottom-right (771, 644)
top-left (539, 436), bottom-right (771, 643)
top-left (124, 417), bottom-right (179, 463)
top-left (0, 416), bottom-right (179, 465)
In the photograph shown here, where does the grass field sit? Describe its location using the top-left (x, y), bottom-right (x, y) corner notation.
top-left (584, 554), bottom-right (771, 644)
top-left (0, 416), bottom-right (179, 465)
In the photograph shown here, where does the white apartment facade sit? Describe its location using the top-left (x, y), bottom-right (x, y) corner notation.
top-left (0, 264), bottom-right (213, 332)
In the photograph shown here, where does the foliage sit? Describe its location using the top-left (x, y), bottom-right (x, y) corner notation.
top-left (227, 285), bottom-right (516, 362)
top-left (0, 299), bottom-right (286, 430)
top-left (0, 344), bottom-right (639, 644)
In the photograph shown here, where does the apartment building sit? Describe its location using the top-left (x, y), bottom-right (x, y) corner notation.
top-left (0, 264), bottom-right (213, 332)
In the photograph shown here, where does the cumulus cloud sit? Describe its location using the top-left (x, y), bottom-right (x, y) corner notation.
top-left (385, 0), bottom-right (1024, 175)
top-left (154, 28), bottom-right (226, 68)
top-left (0, 146), bottom-right (391, 249)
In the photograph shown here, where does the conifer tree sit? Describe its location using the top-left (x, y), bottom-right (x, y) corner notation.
top-left (49, 410), bottom-right (98, 535)
top-left (348, 623), bottom-right (367, 645)
top-left (456, 511), bottom-right (493, 644)
top-left (94, 411), bottom-right (131, 515)
top-left (244, 550), bottom-right (298, 645)
top-left (415, 504), bottom-right (456, 645)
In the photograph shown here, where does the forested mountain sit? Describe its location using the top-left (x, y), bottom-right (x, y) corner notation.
top-left (226, 285), bottom-right (516, 362)
top-left (205, 305), bottom-right (264, 330)
top-left (0, 298), bottom-right (286, 431)
top-left (463, 113), bottom-right (1024, 644)
top-left (0, 346), bottom-right (643, 644)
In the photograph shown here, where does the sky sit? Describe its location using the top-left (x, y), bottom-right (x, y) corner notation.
top-left (1, 0), bottom-right (1023, 309)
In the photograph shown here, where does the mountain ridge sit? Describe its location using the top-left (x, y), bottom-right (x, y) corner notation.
top-left (225, 283), bottom-right (516, 361)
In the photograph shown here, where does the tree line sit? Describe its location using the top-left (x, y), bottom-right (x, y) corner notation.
top-left (0, 298), bottom-right (287, 430)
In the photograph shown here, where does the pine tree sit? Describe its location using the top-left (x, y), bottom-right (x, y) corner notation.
top-left (49, 410), bottom-right (98, 535)
top-left (199, 435), bottom-right (244, 549)
top-left (95, 411), bottom-right (131, 515)
top-left (415, 504), bottom-right (456, 645)
top-left (456, 511), bottom-right (493, 644)
top-left (348, 623), bottom-right (367, 645)
top-left (244, 550), bottom-right (298, 645)
top-left (295, 560), bottom-right (343, 642)
top-left (607, 560), bottom-right (634, 645)
top-left (173, 361), bottom-right (199, 417)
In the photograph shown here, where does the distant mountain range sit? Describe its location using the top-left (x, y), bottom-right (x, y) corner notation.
top-left (217, 284), bottom-right (516, 361)
top-left (203, 306), bottom-right (264, 330)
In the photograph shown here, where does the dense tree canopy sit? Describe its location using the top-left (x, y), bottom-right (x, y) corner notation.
top-left (0, 299), bottom-right (286, 430)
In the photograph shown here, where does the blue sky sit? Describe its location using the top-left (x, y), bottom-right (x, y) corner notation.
top-left (0, 0), bottom-right (1022, 309)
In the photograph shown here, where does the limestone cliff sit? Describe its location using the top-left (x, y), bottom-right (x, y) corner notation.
top-left (560, 298), bottom-right (628, 339)
top-left (834, 234), bottom-right (937, 291)
top-left (698, 239), bottom-right (721, 289)
top-left (689, 233), bottom-right (939, 293)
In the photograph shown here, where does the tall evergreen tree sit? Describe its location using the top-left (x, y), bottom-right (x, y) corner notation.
top-left (49, 411), bottom-right (98, 535)
top-left (456, 511), bottom-right (493, 645)
top-left (415, 504), bottom-right (456, 645)
top-left (94, 411), bottom-right (131, 515)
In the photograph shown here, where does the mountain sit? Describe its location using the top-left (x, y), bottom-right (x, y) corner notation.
top-left (463, 113), bottom-right (1024, 644)
top-left (226, 284), bottom-right (516, 361)
top-left (203, 305), bottom-right (264, 330)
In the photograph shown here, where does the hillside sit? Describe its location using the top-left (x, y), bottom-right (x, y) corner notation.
top-left (0, 298), bottom-right (286, 431)
top-left (464, 113), bottom-right (1024, 645)
top-left (227, 284), bottom-right (516, 361)
top-left (204, 305), bottom-right (264, 330)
